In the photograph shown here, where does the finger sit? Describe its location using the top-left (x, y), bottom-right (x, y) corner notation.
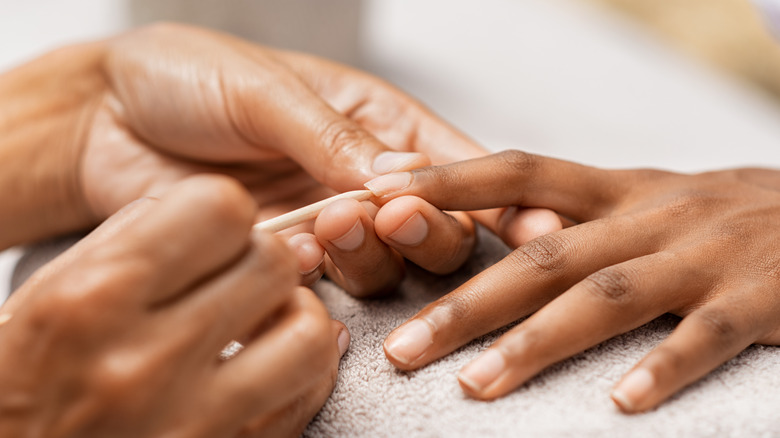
top-left (211, 287), bottom-right (340, 424)
top-left (269, 51), bottom-right (569, 248)
top-left (373, 196), bottom-right (476, 275)
top-left (610, 298), bottom-right (761, 413)
top-left (314, 198), bottom-right (405, 297)
top-left (382, 216), bottom-right (666, 371)
top-left (238, 320), bottom-right (348, 438)
top-left (365, 150), bottom-right (629, 223)
top-left (160, 230), bottom-right (299, 358)
top-left (286, 233), bottom-right (326, 285)
top-left (103, 174), bottom-right (257, 305)
top-left (1, 196), bottom-right (158, 315)
top-left (479, 206), bottom-right (565, 249)
top-left (455, 252), bottom-right (708, 399)
top-left (270, 48), bottom-right (487, 164)
top-left (229, 66), bottom-right (430, 191)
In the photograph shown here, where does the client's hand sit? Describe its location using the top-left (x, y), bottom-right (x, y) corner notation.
top-left (366, 150), bottom-right (780, 413)
top-left (0, 176), bottom-right (347, 437)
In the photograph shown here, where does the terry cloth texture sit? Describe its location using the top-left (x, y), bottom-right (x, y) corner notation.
top-left (10, 228), bottom-right (780, 437)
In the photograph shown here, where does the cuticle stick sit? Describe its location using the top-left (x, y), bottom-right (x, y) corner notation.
top-left (253, 190), bottom-right (372, 233)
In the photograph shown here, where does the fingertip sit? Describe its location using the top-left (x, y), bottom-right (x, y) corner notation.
top-left (286, 233), bottom-right (326, 283)
top-left (498, 207), bottom-right (563, 247)
top-left (382, 319), bottom-right (434, 370)
top-left (611, 367), bottom-right (656, 414)
top-left (314, 199), bottom-right (365, 243)
top-left (332, 320), bottom-right (351, 358)
top-left (374, 196), bottom-right (428, 246)
top-left (457, 349), bottom-right (508, 400)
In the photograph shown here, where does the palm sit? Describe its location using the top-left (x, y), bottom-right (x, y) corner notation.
top-left (82, 99), bottom-right (329, 222)
top-left (78, 30), bottom-right (418, 222)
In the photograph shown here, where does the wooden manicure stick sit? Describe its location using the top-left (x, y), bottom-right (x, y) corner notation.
top-left (253, 190), bottom-right (373, 234)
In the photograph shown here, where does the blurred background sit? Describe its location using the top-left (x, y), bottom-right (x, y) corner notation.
top-left (2, 0), bottom-right (780, 170)
top-left (3, 0), bottom-right (780, 299)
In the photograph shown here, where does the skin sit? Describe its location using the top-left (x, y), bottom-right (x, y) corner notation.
top-left (0, 176), bottom-right (348, 437)
top-left (368, 150), bottom-right (780, 413)
top-left (0, 23), bottom-right (558, 434)
top-left (0, 22), bottom-right (561, 298)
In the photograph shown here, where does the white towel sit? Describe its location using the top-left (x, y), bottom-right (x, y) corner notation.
top-left (10, 229), bottom-right (780, 437)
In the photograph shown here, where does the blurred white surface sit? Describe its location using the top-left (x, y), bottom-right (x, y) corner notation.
top-left (362, 0), bottom-right (780, 171)
top-left (0, 0), bottom-right (128, 72)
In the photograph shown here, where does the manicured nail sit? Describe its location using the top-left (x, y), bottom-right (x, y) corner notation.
top-left (330, 219), bottom-right (364, 251)
top-left (388, 212), bottom-right (428, 246)
top-left (458, 349), bottom-right (506, 393)
top-left (337, 328), bottom-right (351, 357)
top-left (383, 319), bottom-right (434, 366)
top-left (611, 368), bottom-right (655, 412)
top-left (364, 172), bottom-right (412, 197)
top-left (372, 151), bottom-right (426, 174)
top-left (0, 313), bottom-right (11, 327)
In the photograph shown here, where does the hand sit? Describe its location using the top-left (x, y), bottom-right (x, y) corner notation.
top-left (4, 22), bottom-right (558, 295)
top-left (0, 176), bottom-right (348, 437)
top-left (365, 150), bottom-right (780, 412)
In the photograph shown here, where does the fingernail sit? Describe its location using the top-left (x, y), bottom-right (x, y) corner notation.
top-left (0, 313), bottom-right (12, 327)
top-left (330, 219), bottom-right (364, 251)
top-left (337, 328), bottom-right (351, 357)
top-left (611, 368), bottom-right (655, 412)
top-left (458, 349), bottom-right (506, 393)
top-left (384, 319), bottom-right (434, 366)
top-left (388, 212), bottom-right (428, 246)
top-left (300, 261), bottom-right (322, 277)
top-left (372, 151), bottom-right (426, 174)
top-left (364, 172), bottom-right (412, 197)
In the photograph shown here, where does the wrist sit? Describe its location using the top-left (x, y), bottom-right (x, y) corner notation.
top-left (0, 42), bottom-right (107, 249)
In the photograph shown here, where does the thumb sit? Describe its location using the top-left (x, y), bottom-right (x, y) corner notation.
top-left (239, 75), bottom-right (430, 191)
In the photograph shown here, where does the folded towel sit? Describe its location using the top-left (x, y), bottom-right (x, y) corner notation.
top-left (11, 229), bottom-right (780, 437)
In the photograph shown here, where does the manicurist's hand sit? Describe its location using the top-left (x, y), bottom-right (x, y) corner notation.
top-left (0, 176), bottom-right (348, 437)
top-left (365, 150), bottom-right (780, 413)
top-left (0, 22), bottom-right (560, 296)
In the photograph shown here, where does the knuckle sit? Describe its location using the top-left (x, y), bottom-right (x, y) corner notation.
top-left (694, 308), bottom-right (740, 344)
top-left (436, 292), bottom-right (483, 326)
top-left (662, 190), bottom-right (717, 219)
top-left (496, 149), bottom-right (537, 176)
top-left (318, 119), bottom-right (372, 183)
top-left (34, 266), bottom-right (129, 335)
top-left (582, 268), bottom-right (635, 305)
top-left (184, 175), bottom-right (255, 230)
top-left (510, 234), bottom-right (570, 275)
top-left (90, 350), bottom-right (155, 409)
top-left (319, 119), bottom-right (369, 153)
